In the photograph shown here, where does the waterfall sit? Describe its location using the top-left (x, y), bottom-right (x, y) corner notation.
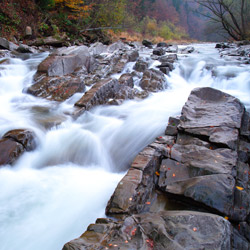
top-left (0, 43), bottom-right (249, 250)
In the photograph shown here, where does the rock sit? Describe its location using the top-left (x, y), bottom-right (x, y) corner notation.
top-left (107, 40), bottom-right (126, 53)
top-left (127, 50), bottom-right (139, 62)
top-left (75, 78), bottom-right (121, 111)
top-left (142, 39), bottom-right (153, 48)
top-left (178, 87), bottom-right (245, 149)
top-left (180, 46), bottom-right (195, 54)
top-left (16, 44), bottom-right (38, 53)
top-left (37, 45), bottom-right (93, 76)
top-left (27, 35), bottom-right (67, 47)
top-left (159, 54), bottom-right (178, 63)
top-left (133, 58), bottom-right (149, 72)
top-left (63, 211), bottom-right (232, 250)
top-left (25, 26), bottom-right (32, 36)
top-left (153, 47), bottom-right (165, 56)
top-left (63, 87), bottom-right (250, 249)
top-left (89, 42), bottom-right (107, 55)
top-left (0, 37), bottom-right (18, 51)
top-left (159, 67), bottom-right (170, 75)
top-left (27, 74), bottom-right (85, 102)
top-left (119, 73), bottom-right (134, 88)
top-left (157, 42), bottom-right (168, 47)
top-left (139, 68), bottom-right (167, 92)
top-left (166, 45), bottom-right (178, 53)
top-left (106, 146), bottom-right (161, 216)
top-left (3, 129), bottom-right (36, 151)
top-left (0, 138), bottom-right (24, 166)
top-left (165, 116), bottom-right (180, 136)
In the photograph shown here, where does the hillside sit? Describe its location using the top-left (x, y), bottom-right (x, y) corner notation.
top-left (0, 0), bottom-right (223, 43)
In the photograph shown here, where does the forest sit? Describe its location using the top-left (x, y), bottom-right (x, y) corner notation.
top-left (0, 0), bottom-right (249, 44)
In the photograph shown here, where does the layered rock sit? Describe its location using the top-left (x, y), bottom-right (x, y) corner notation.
top-left (0, 129), bottom-right (37, 166)
top-left (64, 87), bottom-right (250, 249)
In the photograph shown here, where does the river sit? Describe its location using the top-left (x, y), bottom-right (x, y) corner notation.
top-left (0, 43), bottom-right (249, 250)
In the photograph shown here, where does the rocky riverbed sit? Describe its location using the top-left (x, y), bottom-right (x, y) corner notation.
top-left (0, 37), bottom-right (250, 249)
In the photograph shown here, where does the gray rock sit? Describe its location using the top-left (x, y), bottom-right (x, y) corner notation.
top-left (74, 78), bottom-right (120, 111)
top-left (0, 37), bottom-right (18, 51)
top-left (157, 42), bottom-right (168, 47)
top-left (159, 54), bottom-right (178, 63)
top-left (133, 58), bottom-right (149, 72)
top-left (180, 46), bottom-right (195, 54)
top-left (63, 211), bottom-right (232, 250)
top-left (37, 46), bottom-right (93, 77)
top-left (127, 50), bottom-right (139, 62)
top-left (166, 45), bottom-right (178, 53)
top-left (178, 87), bottom-right (245, 149)
top-left (16, 44), bottom-right (38, 53)
top-left (142, 39), bottom-right (153, 48)
top-left (139, 68), bottom-right (167, 92)
top-left (153, 47), bottom-right (165, 56)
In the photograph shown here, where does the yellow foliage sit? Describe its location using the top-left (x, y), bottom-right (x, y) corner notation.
top-left (54, 0), bottom-right (92, 18)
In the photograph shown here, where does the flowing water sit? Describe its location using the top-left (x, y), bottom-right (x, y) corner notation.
top-left (0, 43), bottom-right (249, 250)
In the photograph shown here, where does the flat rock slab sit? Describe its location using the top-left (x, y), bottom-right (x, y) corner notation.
top-left (179, 87), bottom-right (245, 149)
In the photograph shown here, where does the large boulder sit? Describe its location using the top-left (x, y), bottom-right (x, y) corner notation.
top-left (133, 58), bottom-right (149, 72)
top-left (37, 46), bottom-right (93, 77)
top-left (139, 68), bottom-right (167, 92)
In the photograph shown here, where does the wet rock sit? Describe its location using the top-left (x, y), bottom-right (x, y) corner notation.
top-left (119, 73), bottom-right (134, 88)
top-left (159, 67), bottom-right (169, 75)
top-left (27, 74), bottom-right (85, 102)
top-left (153, 47), bottom-right (165, 56)
top-left (0, 37), bottom-right (18, 51)
top-left (3, 129), bottom-right (37, 151)
top-left (75, 78), bottom-right (120, 111)
top-left (165, 116), bottom-right (180, 136)
top-left (159, 54), bottom-right (178, 63)
top-left (178, 87), bottom-right (245, 149)
top-left (166, 45), bottom-right (178, 53)
top-left (127, 50), bottom-right (139, 62)
top-left (139, 68), bottom-right (167, 92)
top-left (157, 42), bottom-right (168, 47)
top-left (142, 39), bottom-right (153, 48)
top-left (133, 58), bottom-right (149, 72)
top-left (0, 138), bottom-right (24, 166)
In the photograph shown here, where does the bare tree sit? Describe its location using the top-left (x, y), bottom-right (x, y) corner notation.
top-left (193, 0), bottom-right (250, 40)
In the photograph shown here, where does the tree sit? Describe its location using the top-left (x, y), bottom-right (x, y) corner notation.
top-left (193, 0), bottom-right (250, 40)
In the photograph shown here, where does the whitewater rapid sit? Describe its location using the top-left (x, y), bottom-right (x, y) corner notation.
top-left (0, 43), bottom-right (249, 250)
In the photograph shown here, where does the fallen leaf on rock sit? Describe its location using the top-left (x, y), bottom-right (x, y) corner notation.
top-left (236, 186), bottom-right (244, 191)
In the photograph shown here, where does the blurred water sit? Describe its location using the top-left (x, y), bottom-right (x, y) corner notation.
top-left (0, 43), bottom-right (249, 250)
